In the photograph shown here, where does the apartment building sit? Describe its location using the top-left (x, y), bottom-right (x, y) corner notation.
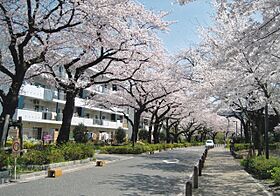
top-left (9, 79), bottom-right (128, 142)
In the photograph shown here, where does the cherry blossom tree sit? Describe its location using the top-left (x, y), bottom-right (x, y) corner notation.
top-left (101, 61), bottom-right (185, 145)
top-left (43, 0), bottom-right (169, 144)
top-left (179, 0), bottom-right (280, 154)
top-left (147, 93), bottom-right (184, 143)
top-left (0, 0), bottom-right (84, 142)
top-left (0, 0), bottom-right (169, 144)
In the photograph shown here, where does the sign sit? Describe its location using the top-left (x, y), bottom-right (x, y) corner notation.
top-left (12, 139), bottom-right (21, 155)
top-left (43, 134), bottom-right (52, 141)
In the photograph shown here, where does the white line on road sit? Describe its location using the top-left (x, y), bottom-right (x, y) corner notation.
top-left (162, 159), bottom-right (179, 164)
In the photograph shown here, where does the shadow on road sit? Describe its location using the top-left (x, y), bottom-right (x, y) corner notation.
top-left (101, 173), bottom-right (184, 195)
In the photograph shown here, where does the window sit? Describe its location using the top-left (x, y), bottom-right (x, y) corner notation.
top-left (34, 105), bottom-right (40, 112)
top-left (111, 114), bottom-right (116, 121)
top-left (112, 84), bottom-right (117, 91)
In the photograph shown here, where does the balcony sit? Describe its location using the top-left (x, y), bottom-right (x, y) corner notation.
top-left (71, 117), bottom-right (94, 127)
top-left (14, 109), bottom-right (126, 129)
top-left (20, 84), bottom-right (45, 100)
top-left (93, 119), bottom-right (123, 129)
top-left (14, 109), bottom-right (59, 124)
top-left (15, 109), bottom-right (42, 122)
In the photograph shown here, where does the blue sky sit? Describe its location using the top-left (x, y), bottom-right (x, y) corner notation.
top-left (137, 0), bottom-right (215, 54)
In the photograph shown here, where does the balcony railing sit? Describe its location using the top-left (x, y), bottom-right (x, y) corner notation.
top-left (20, 84), bottom-right (45, 99)
top-left (15, 110), bottom-right (125, 129)
top-left (15, 109), bottom-right (42, 121)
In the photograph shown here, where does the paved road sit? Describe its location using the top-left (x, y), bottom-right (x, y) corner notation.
top-left (0, 147), bottom-right (204, 196)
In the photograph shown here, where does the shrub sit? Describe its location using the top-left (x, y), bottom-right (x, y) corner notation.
top-left (115, 127), bottom-right (126, 144)
top-left (19, 142), bottom-right (95, 165)
top-left (21, 145), bottom-right (65, 164)
top-left (80, 143), bottom-right (95, 159)
top-left (60, 142), bottom-right (95, 161)
top-left (60, 143), bottom-right (84, 161)
top-left (100, 142), bottom-right (194, 154)
top-left (269, 143), bottom-right (280, 150)
top-left (5, 140), bottom-right (12, 147)
top-left (215, 132), bottom-right (225, 144)
top-left (271, 167), bottom-right (280, 185)
top-left (73, 123), bottom-right (88, 143)
top-left (20, 150), bottom-right (48, 165)
top-left (138, 129), bottom-right (149, 141)
top-left (23, 141), bottom-right (41, 149)
top-left (101, 144), bottom-right (151, 154)
top-left (44, 146), bottom-right (65, 163)
top-left (234, 143), bottom-right (250, 151)
top-left (190, 142), bottom-right (204, 146)
top-left (241, 156), bottom-right (280, 179)
top-left (0, 150), bottom-right (9, 170)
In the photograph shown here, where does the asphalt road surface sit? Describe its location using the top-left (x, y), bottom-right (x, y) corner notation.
top-left (0, 146), bottom-right (204, 196)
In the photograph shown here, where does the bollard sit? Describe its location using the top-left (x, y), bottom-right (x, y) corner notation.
top-left (205, 149), bottom-right (208, 158)
top-left (201, 155), bottom-right (205, 168)
top-left (185, 180), bottom-right (192, 196)
top-left (193, 165), bottom-right (198, 188)
top-left (202, 153), bottom-right (205, 161)
top-left (199, 159), bottom-right (202, 176)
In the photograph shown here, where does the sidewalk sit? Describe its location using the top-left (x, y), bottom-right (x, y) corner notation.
top-left (193, 147), bottom-right (272, 196)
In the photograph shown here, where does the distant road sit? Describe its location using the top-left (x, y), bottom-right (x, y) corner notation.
top-left (0, 146), bottom-right (204, 196)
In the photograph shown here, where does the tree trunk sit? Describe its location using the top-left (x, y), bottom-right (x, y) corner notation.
top-left (173, 124), bottom-right (179, 143)
top-left (131, 111), bottom-right (141, 146)
top-left (243, 121), bottom-right (250, 143)
top-left (187, 130), bottom-right (196, 143)
top-left (148, 113), bottom-right (155, 144)
top-left (187, 134), bottom-right (191, 142)
top-left (57, 90), bottom-right (77, 144)
top-left (153, 123), bottom-right (160, 144)
top-left (165, 120), bottom-right (171, 143)
top-left (212, 133), bottom-right (217, 143)
top-left (0, 75), bottom-right (25, 141)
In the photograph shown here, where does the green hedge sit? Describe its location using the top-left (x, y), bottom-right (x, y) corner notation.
top-left (234, 143), bottom-right (251, 151)
top-left (271, 167), bottom-right (280, 185)
top-left (18, 142), bottom-right (95, 166)
top-left (269, 142), bottom-right (280, 150)
top-left (241, 156), bottom-right (280, 179)
top-left (0, 150), bottom-right (11, 170)
top-left (60, 143), bottom-right (95, 161)
top-left (100, 142), bottom-right (194, 154)
top-left (234, 143), bottom-right (280, 151)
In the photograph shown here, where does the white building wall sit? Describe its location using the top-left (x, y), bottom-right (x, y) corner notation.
top-left (12, 83), bottom-right (128, 141)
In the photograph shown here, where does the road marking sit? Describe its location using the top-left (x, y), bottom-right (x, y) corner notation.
top-left (163, 159), bottom-right (179, 164)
